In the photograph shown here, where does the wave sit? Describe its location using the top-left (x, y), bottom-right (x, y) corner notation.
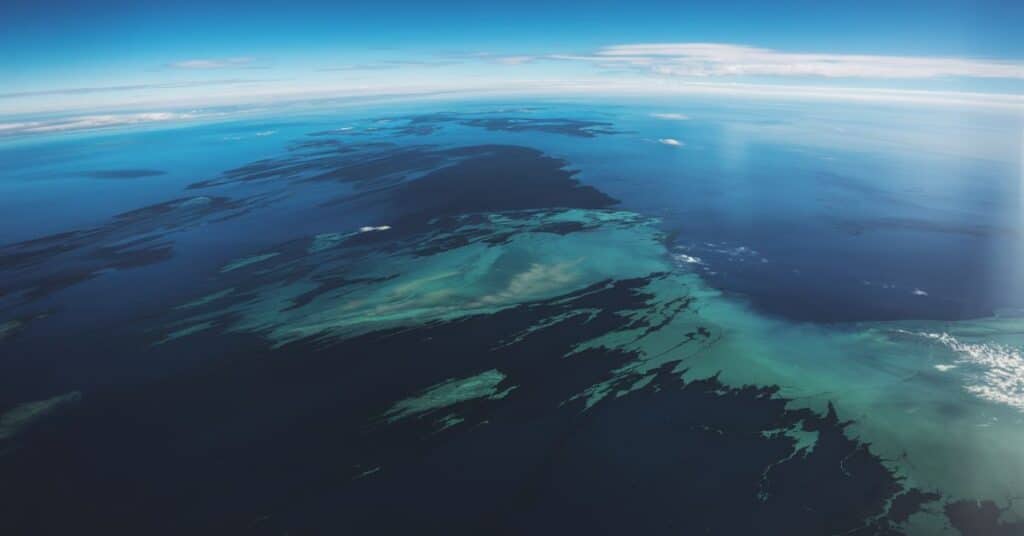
top-left (897, 329), bottom-right (1024, 411)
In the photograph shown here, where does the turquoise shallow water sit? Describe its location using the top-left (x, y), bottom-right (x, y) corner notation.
top-left (0, 96), bottom-right (1022, 534)
top-left (155, 204), bottom-right (1024, 531)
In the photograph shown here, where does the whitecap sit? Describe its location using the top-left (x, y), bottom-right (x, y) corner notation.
top-left (902, 330), bottom-right (1024, 411)
top-left (673, 253), bottom-right (703, 265)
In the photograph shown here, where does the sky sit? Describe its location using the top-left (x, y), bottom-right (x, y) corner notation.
top-left (2, 0), bottom-right (1023, 122)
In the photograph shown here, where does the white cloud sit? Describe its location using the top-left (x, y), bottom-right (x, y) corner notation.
top-left (2, 75), bottom-right (1021, 137)
top-left (0, 79), bottom-right (275, 99)
top-left (0, 112), bottom-right (198, 136)
top-left (458, 52), bottom-right (538, 65)
top-left (651, 112), bottom-right (690, 120)
top-left (169, 57), bottom-right (256, 69)
top-left (658, 138), bottom-right (683, 147)
top-left (493, 56), bottom-right (535, 65)
top-left (558, 43), bottom-right (1024, 80)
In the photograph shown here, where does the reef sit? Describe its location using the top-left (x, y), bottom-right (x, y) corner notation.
top-left (0, 137), bottom-right (1018, 536)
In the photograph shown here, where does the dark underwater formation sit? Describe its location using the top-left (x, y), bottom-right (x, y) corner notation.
top-left (1, 118), bottom-right (1021, 535)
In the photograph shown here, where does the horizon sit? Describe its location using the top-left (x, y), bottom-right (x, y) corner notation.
top-left (3, 3), bottom-right (1024, 533)
top-left (3, 0), bottom-right (1024, 131)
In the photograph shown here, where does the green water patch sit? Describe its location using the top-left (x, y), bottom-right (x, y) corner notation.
top-left (125, 267), bottom-right (917, 534)
top-left (220, 252), bottom-right (280, 273)
top-left (174, 288), bottom-right (235, 310)
top-left (561, 269), bottom-right (1024, 531)
top-left (152, 204), bottom-right (1023, 533)
top-left (384, 368), bottom-right (514, 423)
top-left (0, 320), bottom-right (21, 341)
top-left (0, 391), bottom-right (81, 442)
top-left (162, 209), bottom-right (667, 347)
top-left (6, 122), bottom-right (1022, 533)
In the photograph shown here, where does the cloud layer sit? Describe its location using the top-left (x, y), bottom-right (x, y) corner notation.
top-left (0, 79), bottom-right (276, 99)
top-left (0, 112), bottom-right (199, 136)
top-left (168, 57), bottom-right (257, 69)
top-left (555, 43), bottom-right (1024, 80)
top-left (3, 42), bottom-right (1023, 127)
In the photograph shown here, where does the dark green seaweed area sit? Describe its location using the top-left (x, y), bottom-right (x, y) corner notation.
top-left (0, 133), bottom-right (1018, 535)
top-left (0, 275), bottom-right (941, 535)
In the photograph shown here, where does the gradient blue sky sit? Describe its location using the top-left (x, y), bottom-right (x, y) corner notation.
top-left (2, 0), bottom-right (1023, 118)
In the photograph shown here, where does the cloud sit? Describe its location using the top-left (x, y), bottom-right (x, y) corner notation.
top-left (0, 112), bottom-right (199, 137)
top-left (441, 51), bottom-right (537, 65)
top-left (0, 79), bottom-right (277, 99)
top-left (317, 63), bottom-right (401, 72)
top-left (555, 43), bottom-right (1024, 80)
top-left (651, 112), bottom-right (690, 120)
top-left (384, 60), bottom-right (462, 67)
top-left (492, 56), bottom-right (536, 65)
top-left (317, 59), bottom-right (462, 72)
top-left (658, 138), bottom-right (683, 147)
top-left (169, 57), bottom-right (257, 69)
top-left (3, 75), bottom-right (1021, 137)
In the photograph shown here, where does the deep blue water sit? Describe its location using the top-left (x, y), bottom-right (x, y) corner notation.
top-left (2, 97), bottom-right (1019, 323)
top-left (1, 97), bottom-right (1022, 534)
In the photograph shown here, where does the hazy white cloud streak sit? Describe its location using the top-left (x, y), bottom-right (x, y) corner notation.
top-left (0, 112), bottom-right (198, 136)
top-left (169, 57), bottom-right (257, 69)
top-left (556, 43), bottom-right (1024, 80)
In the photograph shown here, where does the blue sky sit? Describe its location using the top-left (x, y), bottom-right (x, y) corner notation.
top-left (2, 0), bottom-right (1023, 119)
